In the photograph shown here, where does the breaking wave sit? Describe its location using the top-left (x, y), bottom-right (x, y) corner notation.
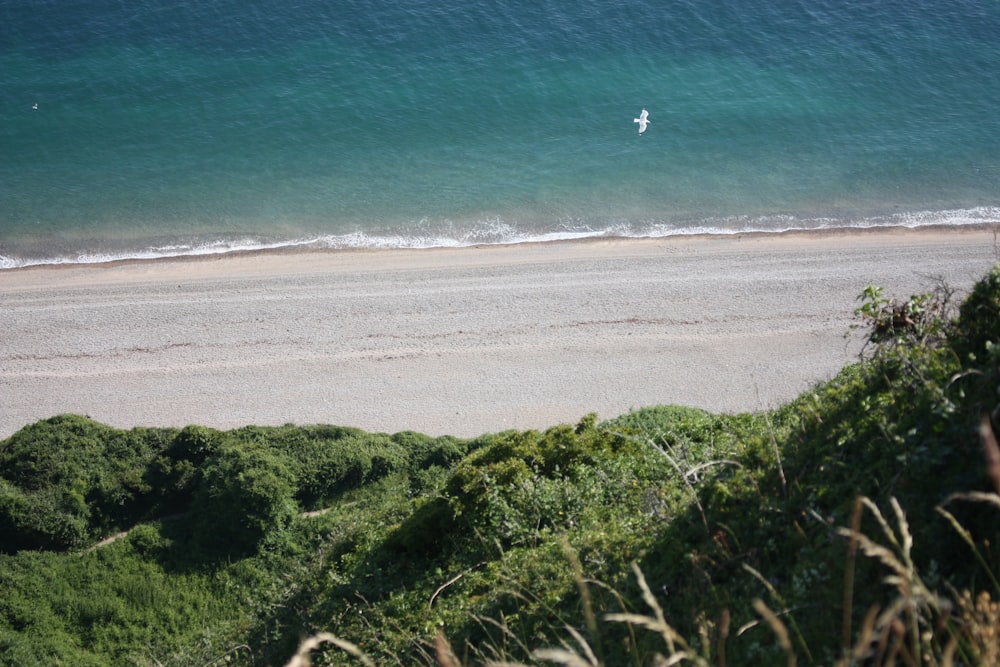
top-left (2, 207), bottom-right (998, 270)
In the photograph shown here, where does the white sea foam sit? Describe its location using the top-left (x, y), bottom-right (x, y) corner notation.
top-left (0, 237), bottom-right (321, 269)
top-left (1, 207), bottom-right (997, 270)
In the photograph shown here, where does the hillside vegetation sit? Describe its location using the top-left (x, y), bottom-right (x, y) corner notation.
top-left (1, 264), bottom-right (999, 666)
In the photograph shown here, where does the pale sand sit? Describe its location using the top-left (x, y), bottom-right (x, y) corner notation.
top-left (1, 227), bottom-right (997, 439)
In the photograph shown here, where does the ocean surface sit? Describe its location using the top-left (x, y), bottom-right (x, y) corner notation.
top-left (2, 0), bottom-right (999, 268)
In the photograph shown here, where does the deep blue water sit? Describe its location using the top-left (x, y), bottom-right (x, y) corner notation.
top-left (2, 0), bottom-right (999, 266)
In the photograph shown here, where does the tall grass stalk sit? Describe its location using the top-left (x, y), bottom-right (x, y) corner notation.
top-left (836, 497), bottom-right (952, 665)
top-left (561, 536), bottom-right (603, 662)
top-left (936, 415), bottom-right (1000, 595)
top-left (762, 412), bottom-right (787, 501)
top-left (841, 496), bottom-right (863, 656)
top-left (740, 564), bottom-right (811, 663)
top-left (750, 599), bottom-right (795, 667)
top-left (603, 562), bottom-right (711, 666)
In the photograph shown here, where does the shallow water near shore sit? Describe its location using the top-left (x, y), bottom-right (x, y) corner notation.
top-left (2, 0), bottom-right (1000, 267)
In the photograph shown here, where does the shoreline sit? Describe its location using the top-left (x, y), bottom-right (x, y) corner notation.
top-left (2, 218), bottom-right (998, 273)
top-left (2, 225), bottom-right (998, 440)
top-left (3, 223), bottom-right (990, 286)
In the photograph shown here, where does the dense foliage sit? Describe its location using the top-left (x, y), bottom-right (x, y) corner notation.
top-left (1, 264), bottom-right (998, 666)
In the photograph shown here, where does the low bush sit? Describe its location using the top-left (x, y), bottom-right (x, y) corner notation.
top-left (190, 444), bottom-right (298, 556)
top-left (0, 416), bottom-right (171, 551)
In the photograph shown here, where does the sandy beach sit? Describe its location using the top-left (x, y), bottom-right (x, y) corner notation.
top-left (1, 227), bottom-right (997, 439)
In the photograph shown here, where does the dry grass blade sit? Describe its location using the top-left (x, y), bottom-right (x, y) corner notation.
top-left (684, 459), bottom-right (741, 480)
top-left (713, 609), bottom-right (730, 667)
top-left (603, 613), bottom-right (706, 666)
top-left (429, 571), bottom-right (467, 609)
top-left (937, 419), bottom-right (1000, 594)
top-left (531, 647), bottom-right (597, 667)
top-left (840, 604), bottom-right (881, 665)
top-left (475, 613), bottom-right (536, 662)
top-left (834, 495), bottom-right (964, 663)
top-left (603, 613), bottom-right (680, 640)
top-left (655, 653), bottom-right (701, 666)
top-left (859, 496), bottom-right (902, 552)
top-left (741, 564), bottom-right (812, 662)
top-left (762, 411), bottom-right (787, 500)
top-left (889, 497), bottom-right (913, 567)
top-left (560, 536), bottom-right (601, 661)
top-left (981, 415), bottom-right (1000, 494)
top-left (941, 635), bottom-right (959, 666)
top-left (935, 505), bottom-right (1000, 593)
top-left (284, 633), bottom-right (376, 667)
top-left (940, 417), bottom-right (1000, 511)
top-left (942, 491), bottom-right (1000, 509)
top-left (630, 562), bottom-right (677, 653)
top-left (835, 528), bottom-right (907, 579)
top-left (741, 564), bottom-right (779, 599)
top-left (752, 599), bottom-right (796, 667)
top-left (935, 505), bottom-right (976, 546)
top-left (842, 496), bottom-right (863, 655)
top-left (631, 563), bottom-right (664, 623)
top-left (436, 631), bottom-right (462, 667)
top-left (562, 624), bottom-right (599, 667)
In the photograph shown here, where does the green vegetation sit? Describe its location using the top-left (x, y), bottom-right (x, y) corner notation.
top-left (2, 264), bottom-right (999, 666)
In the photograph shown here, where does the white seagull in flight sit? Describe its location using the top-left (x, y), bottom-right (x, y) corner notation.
top-left (634, 108), bottom-right (649, 135)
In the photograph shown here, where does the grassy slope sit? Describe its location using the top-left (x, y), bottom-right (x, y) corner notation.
top-left (1, 264), bottom-right (998, 666)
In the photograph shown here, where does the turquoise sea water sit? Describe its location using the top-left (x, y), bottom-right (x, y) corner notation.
top-left (2, 0), bottom-right (999, 267)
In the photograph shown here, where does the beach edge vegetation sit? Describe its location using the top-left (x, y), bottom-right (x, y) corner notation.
top-left (1, 264), bottom-right (999, 666)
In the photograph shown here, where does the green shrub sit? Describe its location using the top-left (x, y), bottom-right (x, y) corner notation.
top-left (0, 416), bottom-right (174, 551)
top-left (385, 416), bottom-right (653, 560)
top-left (391, 430), bottom-right (470, 469)
top-left (224, 425), bottom-right (442, 510)
top-left (165, 424), bottom-right (223, 465)
top-left (0, 481), bottom-right (90, 552)
top-left (190, 444), bottom-right (298, 556)
top-left (601, 404), bottom-right (715, 435)
top-left (951, 262), bottom-right (1000, 362)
